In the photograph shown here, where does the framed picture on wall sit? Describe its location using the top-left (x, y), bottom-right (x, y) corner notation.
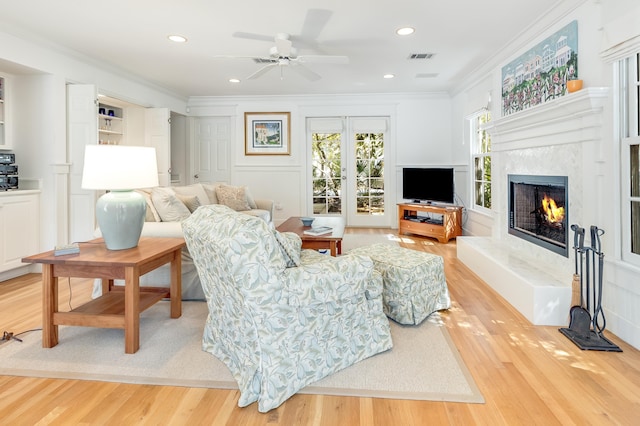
top-left (244, 112), bottom-right (291, 155)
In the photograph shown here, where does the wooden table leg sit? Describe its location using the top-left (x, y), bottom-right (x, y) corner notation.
top-left (124, 266), bottom-right (140, 354)
top-left (101, 278), bottom-right (114, 295)
top-left (330, 241), bottom-right (337, 257)
top-left (42, 264), bottom-right (58, 348)
top-left (170, 248), bottom-right (182, 318)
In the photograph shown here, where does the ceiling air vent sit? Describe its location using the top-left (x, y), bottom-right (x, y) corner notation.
top-left (408, 53), bottom-right (435, 60)
top-left (415, 73), bottom-right (439, 78)
top-left (253, 58), bottom-right (276, 64)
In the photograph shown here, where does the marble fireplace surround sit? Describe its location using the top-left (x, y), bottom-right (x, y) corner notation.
top-left (458, 87), bottom-right (609, 326)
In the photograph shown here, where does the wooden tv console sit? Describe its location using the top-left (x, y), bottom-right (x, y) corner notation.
top-left (398, 203), bottom-right (463, 243)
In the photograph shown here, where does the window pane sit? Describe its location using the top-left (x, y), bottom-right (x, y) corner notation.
top-left (484, 183), bottom-right (492, 209)
top-left (475, 182), bottom-right (483, 205)
top-left (483, 156), bottom-right (492, 181)
top-left (632, 201), bottom-right (640, 255)
top-left (313, 197), bottom-right (326, 214)
top-left (328, 197), bottom-right (341, 213)
top-left (313, 179), bottom-right (327, 196)
top-left (632, 145), bottom-right (639, 197)
top-left (474, 157), bottom-right (482, 180)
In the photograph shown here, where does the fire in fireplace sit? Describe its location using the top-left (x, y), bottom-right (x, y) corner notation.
top-left (508, 174), bottom-right (569, 257)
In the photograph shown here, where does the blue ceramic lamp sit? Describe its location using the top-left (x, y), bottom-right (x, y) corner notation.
top-left (81, 145), bottom-right (159, 250)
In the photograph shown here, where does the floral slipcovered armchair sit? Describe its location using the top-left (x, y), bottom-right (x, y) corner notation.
top-left (182, 205), bottom-right (393, 412)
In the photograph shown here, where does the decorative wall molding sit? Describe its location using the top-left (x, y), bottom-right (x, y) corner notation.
top-left (489, 87), bottom-right (609, 151)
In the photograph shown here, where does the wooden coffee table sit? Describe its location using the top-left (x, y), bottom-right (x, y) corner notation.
top-left (277, 216), bottom-right (345, 256)
top-left (22, 237), bottom-right (184, 354)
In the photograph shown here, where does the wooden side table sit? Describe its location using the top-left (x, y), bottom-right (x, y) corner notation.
top-left (22, 237), bottom-right (184, 354)
top-left (277, 216), bottom-right (345, 256)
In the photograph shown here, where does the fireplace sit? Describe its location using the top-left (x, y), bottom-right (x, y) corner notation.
top-left (508, 174), bottom-right (569, 257)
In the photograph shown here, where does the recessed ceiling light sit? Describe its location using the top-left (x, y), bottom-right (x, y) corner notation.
top-left (229, 78), bottom-right (240, 83)
top-left (396, 27), bottom-right (415, 36)
top-left (167, 34), bottom-right (187, 43)
top-left (383, 74), bottom-right (395, 79)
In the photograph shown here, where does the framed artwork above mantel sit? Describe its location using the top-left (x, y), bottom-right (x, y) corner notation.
top-left (501, 20), bottom-right (578, 117)
top-left (244, 112), bottom-right (291, 155)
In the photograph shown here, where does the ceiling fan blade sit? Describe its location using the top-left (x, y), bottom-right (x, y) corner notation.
top-left (275, 36), bottom-right (292, 57)
top-left (300, 9), bottom-right (332, 41)
top-left (231, 31), bottom-right (273, 42)
top-left (211, 55), bottom-right (265, 60)
top-left (296, 55), bottom-right (349, 64)
top-left (246, 64), bottom-right (277, 80)
top-left (291, 64), bottom-right (321, 81)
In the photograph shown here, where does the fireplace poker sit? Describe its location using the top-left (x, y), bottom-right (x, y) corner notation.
top-left (569, 224), bottom-right (581, 308)
top-left (591, 226), bottom-right (607, 335)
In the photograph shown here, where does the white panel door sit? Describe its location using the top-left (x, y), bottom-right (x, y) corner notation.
top-left (191, 117), bottom-right (231, 184)
top-left (67, 84), bottom-right (98, 243)
top-left (146, 108), bottom-right (171, 186)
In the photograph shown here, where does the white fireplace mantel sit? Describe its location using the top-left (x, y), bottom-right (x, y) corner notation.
top-left (488, 87), bottom-right (609, 152)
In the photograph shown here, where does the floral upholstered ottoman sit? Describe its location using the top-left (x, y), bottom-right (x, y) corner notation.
top-left (349, 243), bottom-right (451, 325)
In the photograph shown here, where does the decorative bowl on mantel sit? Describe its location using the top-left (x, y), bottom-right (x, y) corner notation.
top-left (567, 79), bottom-right (583, 93)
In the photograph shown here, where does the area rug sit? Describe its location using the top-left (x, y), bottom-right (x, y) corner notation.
top-left (0, 302), bottom-right (483, 404)
top-left (341, 232), bottom-right (400, 252)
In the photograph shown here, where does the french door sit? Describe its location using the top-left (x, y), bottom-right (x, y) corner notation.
top-left (308, 116), bottom-right (390, 227)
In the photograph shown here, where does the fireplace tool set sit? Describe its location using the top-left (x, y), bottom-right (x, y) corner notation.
top-left (559, 224), bottom-right (622, 351)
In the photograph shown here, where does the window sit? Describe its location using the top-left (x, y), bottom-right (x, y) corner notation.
top-left (470, 110), bottom-right (492, 210)
top-left (618, 53), bottom-right (640, 265)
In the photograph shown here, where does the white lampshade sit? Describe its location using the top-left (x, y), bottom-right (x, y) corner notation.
top-left (81, 145), bottom-right (159, 250)
top-left (82, 145), bottom-right (159, 190)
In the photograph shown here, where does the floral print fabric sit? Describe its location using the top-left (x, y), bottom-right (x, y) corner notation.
top-left (350, 243), bottom-right (451, 325)
top-left (182, 205), bottom-right (392, 412)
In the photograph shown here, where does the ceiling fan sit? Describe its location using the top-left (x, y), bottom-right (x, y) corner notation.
top-left (215, 32), bottom-right (349, 81)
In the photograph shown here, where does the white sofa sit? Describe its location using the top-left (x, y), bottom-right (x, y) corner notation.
top-left (92, 182), bottom-right (274, 300)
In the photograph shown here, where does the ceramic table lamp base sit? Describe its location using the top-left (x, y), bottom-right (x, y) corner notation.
top-left (96, 190), bottom-right (146, 250)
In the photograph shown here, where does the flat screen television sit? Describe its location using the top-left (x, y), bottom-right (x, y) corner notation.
top-left (402, 167), bottom-right (455, 204)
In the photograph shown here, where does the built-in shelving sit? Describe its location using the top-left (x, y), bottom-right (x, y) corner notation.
top-left (0, 75), bottom-right (6, 149)
top-left (98, 103), bottom-right (123, 145)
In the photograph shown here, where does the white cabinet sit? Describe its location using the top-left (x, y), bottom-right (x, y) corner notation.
top-left (0, 191), bottom-right (40, 274)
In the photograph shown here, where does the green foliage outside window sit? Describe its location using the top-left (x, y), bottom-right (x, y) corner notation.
top-left (473, 112), bottom-right (492, 209)
top-left (311, 132), bottom-right (385, 215)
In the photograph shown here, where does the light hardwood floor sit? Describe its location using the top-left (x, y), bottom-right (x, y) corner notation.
top-left (1, 230), bottom-right (639, 425)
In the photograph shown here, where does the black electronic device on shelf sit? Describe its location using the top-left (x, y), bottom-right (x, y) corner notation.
top-left (402, 167), bottom-right (455, 204)
top-left (0, 152), bottom-right (18, 191)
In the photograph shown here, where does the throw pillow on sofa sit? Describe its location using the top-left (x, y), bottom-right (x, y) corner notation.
top-left (201, 182), bottom-right (223, 204)
top-left (151, 187), bottom-right (191, 222)
top-left (215, 184), bottom-right (252, 211)
top-left (135, 188), bottom-right (162, 222)
top-left (173, 184), bottom-right (210, 207)
top-left (175, 193), bottom-right (201, 213)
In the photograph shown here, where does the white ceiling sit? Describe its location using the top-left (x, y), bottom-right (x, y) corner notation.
top-left (1, 0), bottom-right (562, 98)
